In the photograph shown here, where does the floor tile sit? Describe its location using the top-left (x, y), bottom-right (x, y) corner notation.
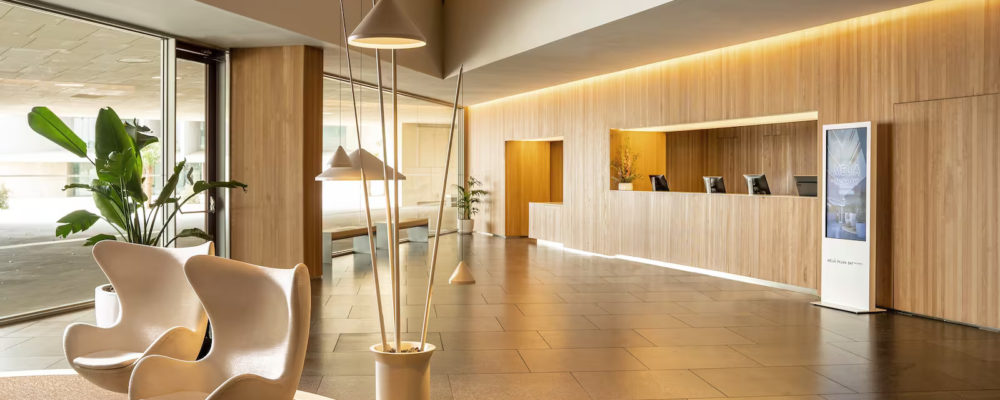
top-left (730, 343), bottom-right (870, 366)
top-left (516, 303), bottom-right (607, 316)
top-left (449, 373), bottom-right (589, 400)
top-left (430, 350), bottom-right (529, 374)
top-left (595, 301), bottom-right (690, 314)
top-left (538, 329), bottom-right (654, 348)
top-left (497, 315), bottom-right (597, 331)
top-left (574, 370), bottom-right (724, 399)
top-left (728, 326), bottom-right (854, 344)
top-left (809, 363), bottom-right (976, 393)
top-left (558, 292), bottom-right (641, 303)
top-left (628, 345), bottom-right (759, 369)
top-left (635, 327), bottom-right (755, 346)
top-left (334, 332), bottom-right (442, 352)
top-left (405, 317), bottom-right (503, 332)
top-left (586, 314), bottom-right (688, 329)
top-left (439, 331), bottom-right (549, 350)
top-left (519, 348), bottom-right (646, 372)
top-left (673, 313), bottom-right (777, 327)
top-left (694, 366), bottom-right (854, 397)
top-left (434, 304), bottom-right (521, 317)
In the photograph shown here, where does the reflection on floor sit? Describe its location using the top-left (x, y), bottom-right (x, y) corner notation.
top-left (2, 234), bottom-right (1000, 399)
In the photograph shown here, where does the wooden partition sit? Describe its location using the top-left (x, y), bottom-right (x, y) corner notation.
top-left (230, 45), bottom-right (324, 277)
top-left (469, 0), bottom-right (1000, 328)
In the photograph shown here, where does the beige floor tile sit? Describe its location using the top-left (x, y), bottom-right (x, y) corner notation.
top-left (728, 326), bottom-right (854, 344)
top-left (316, 375), bottom-right (453, 400)
top-left (310, 303), bottom-right (353, 319)
top-left (596, 301), bottom-right (690, 315)
top-left (483, 292), bottom-right (566, 304)
top-left (0, 336), bottom-right (64, 357)
top-left (434, 304), bottom-right (522, 317)
top-left (439, 331), bottom-right (549, 350)
top-left (312, 318), bottom-right (394, 334)
top-left (449, 373), bottom-right (589, 400)
top-left (635, 327), bottom-right (754, 346)
top-left (302, 352), bottom-right (376, 376)
top-left (497, 314), bottom-right (597, 331)
top-left (519, 348), bottom-right (646, 372)
top-left (634, 291), bottom-right (713, 302)
top-left (0, 356), bottom-right (64, 372)
top-left (673, 313), bottom-right (777, 327)
top-left (334, 332), bottom-right (442, 352)
top-left (694, 366), bottom-right (854, 396)
top-left (349, 304), bottom-right (432, 319)
top-left (628, 345), bottom-right (759, 369)
top-left (558, 292), bottom-right (642, 303)
top-left (430, 350), bottom-right (529, 374)
top-left (677, 300), bottom-right (762, 313)
top-left (307, 333), bottom-right (340, 353)
top-left (516, 303), bottom-right (607, 316)
top-left (405, 317), bottom-right (503, 332)
top-left (731, 343), bottom-right (870, 366)
top-left (586, 314), bottom-right (688, 329)
top-left (574, 370), bottom-right (724, 399)
top-left (538, 330), bottom-right (654, 348)
top-left (702, 396), bottom-right (824, 400)
top-left (408, 292), bottom-right (486, 305)
top-left (701, 290), bottom-right (792, 300)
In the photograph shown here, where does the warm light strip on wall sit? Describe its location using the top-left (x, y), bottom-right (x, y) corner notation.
top-left (505, 136), bottom-right (564, 142)
top-left (621, 111), bottom-right (819, 133)
top-left (468, 0), bottom-right (967, 110)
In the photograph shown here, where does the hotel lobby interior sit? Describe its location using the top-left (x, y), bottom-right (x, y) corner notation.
top-left (1, 0), bottom-right (999, 399)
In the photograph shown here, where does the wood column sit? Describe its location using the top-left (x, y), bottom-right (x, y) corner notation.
top-left (230, 45), bottom-right (324, 278)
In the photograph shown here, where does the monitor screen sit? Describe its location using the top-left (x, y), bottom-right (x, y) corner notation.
top-left (825, 126), bottom-right (867, 241)
top-left (794, 175), bottom-right (818, 197)
top-left (649, 175), bottom-right (669, 192)
top-left (703, 176), bottom-right (726, 193)
top-left (743, 174), bottom-right (770, 195)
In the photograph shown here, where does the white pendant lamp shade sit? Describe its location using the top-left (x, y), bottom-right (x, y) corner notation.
top-left (316, 146), bottom-right (406, 181)
top-left (348, 0), bottom-right (426, 49)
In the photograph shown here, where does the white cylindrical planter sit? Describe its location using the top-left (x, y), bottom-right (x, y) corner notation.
top-left (371, 341), bottom-right (436, 400)
top-left (94, 284), bottom-right (120, 328)
top-left (618, 182), bottom-right (633, 191)
top-left (458, 219), bottom-right (474, 234)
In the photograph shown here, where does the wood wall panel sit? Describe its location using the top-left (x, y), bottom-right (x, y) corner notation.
top-left (468, 0), bottom-right (1000, 327)
top-left (892, 94), bottom-right (1000, 328)
top-left (230, 45), bottom-right (323, 277)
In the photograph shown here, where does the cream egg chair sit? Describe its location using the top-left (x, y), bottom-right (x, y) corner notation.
top-left (63, 241), bottom-right (214, 393)
top-left (128, 256), bottom-right (311, 400)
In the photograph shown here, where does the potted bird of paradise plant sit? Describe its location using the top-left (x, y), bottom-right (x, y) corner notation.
top-left (27, 106), bottom-right (246, 325)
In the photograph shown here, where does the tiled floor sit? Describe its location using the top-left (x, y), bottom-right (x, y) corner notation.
top-left (3, 234), bottom-right (1000, 399)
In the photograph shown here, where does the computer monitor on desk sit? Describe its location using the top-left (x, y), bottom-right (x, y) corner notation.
top-left (703, 176), bottom-right (726, 193)
top-left (743, 174), bottom-right (771, 195)
top-left (794, 175), bottom-right (818, 197)
top-left (649, 175), bottom-right (669, 191)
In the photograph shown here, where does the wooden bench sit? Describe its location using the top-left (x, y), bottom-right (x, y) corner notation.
top-left (375, 218), bottom-right (429, 248)
top-left (324, 218), bottom-right (430, 256)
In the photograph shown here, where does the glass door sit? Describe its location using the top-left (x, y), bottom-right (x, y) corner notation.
top-left (173, 44), bottom-right (223, 247)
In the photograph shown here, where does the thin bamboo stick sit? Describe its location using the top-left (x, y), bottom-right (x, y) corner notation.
top-left (338, 0), bottom-right (386, 350)
top-left (369, 0), bottom-right (399, 352)
top-left (391, 50), bottom-right (401, 353)
top-left (419, 66), bottom-right (463, 350)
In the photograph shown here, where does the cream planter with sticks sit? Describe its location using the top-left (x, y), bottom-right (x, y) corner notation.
top-left (612, 136), bottom-right (641, 191)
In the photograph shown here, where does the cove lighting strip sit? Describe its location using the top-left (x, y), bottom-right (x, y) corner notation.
top-left (620, 111), bottom-right (819, 133)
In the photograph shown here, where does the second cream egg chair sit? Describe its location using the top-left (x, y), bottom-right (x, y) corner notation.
top-left (128, 256), bottom-right (311, 400)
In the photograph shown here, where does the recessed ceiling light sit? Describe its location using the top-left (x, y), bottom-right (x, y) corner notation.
top-left (117, 57), bottom-right (152, 64)
top-left (54, 82), bottom-right (85, 88)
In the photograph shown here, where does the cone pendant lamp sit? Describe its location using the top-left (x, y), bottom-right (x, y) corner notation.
top-left (349, 0), bottom-right (426, 49)
top-left (316, 146), bottom-right (406, 181)
top-left (449, 261), bottom-right (475, 285)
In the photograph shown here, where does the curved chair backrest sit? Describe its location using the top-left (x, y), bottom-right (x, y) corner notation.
top-left (184, 256), bottom-right (311, 389)
top-left (93, 241), bottom-right (213, 344)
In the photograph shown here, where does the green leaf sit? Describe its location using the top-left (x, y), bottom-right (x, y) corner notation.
top-left (155, 160), bottom-right (186, 206)
top-left (91, 180), bottom-right (126, 229)
top-left (56, 210), bottom-right (100, 238)
top-left (175, 228), bottom-right (213, 242)
top-left (96, 149), bottom-right (136, 182)
top-left (27, 107), bottom-right (88, 158)
top-left (95, 108), bottom-right (145, 201)
top-left (125, 119), bottom-right (158, 151)
top-left (84, 234), bottom-right (116, 246)
top-left (192, 180), bottom-right (248, 195)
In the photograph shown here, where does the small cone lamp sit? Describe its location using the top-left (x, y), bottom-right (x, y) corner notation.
top-left (449, 261), bottom-right (475, 285)
top-left (316, 146), bottom-right (406, 181)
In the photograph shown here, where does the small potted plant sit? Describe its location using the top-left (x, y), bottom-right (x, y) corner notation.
top-left (611, 137), bottom-right (641, 190)
top-left (27, 106), bottom-right (246, 325)
top-left (455, 176), bottom-right (486, 234)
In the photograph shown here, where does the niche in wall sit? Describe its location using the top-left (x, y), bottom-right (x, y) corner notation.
top-left (610, 117), bottom-right (817, 195)
top-left (505, 139), bottom-right (563, 236)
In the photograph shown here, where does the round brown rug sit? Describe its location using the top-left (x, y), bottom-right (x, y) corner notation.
top-left (0, 370), bottom-right (332, 399)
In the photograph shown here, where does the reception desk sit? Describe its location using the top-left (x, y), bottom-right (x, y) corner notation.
top-left (529, 191), bottom-right (820, 291)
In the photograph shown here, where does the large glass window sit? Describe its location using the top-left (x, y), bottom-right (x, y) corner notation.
top-left (0, 1), bottom-right (181, 318)
top-left (322, 77), bottom-right (463, 252)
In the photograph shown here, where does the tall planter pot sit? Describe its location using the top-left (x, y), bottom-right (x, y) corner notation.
top-left (458, 219), bottom-right (474, 234)
top-left (371, 342), bottom-right (436, 400)
top-left (94, 283), bottom-right (120, 327)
